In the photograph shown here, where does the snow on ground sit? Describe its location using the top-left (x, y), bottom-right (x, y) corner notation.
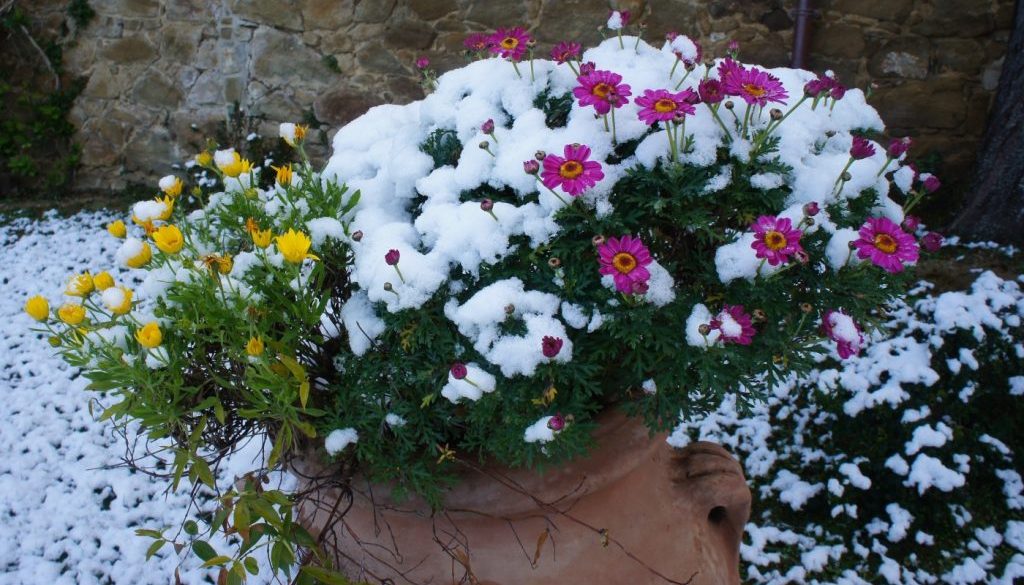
top-left (0, 211), bottom-right (271, 585)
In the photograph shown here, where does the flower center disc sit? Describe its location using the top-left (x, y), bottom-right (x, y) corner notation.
top-left (764, 231), bottom-right (787, 251)
top-left (742, 83), bottom-right (767, 98)
top-left (874, 233), bottom-right (898, 254)
top-left (592, 83), bottom-right (611, 98)
top-left (612, 252), bottom-right (637, 274)
top-left (501, 37), bottom-right (519, 50)
top-left (559, 161), bottom-right (584, 179)
top-left (654, 98), bottom-right (677, 113)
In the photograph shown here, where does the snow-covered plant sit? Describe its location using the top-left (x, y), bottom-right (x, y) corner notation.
top-left (674, 270), bottom-right (1024, 583)
top-left (25, 23), bottom-right (946, 580)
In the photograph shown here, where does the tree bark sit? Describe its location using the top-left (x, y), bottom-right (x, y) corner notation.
top-left (950, 0), bottom-right (1024, 246)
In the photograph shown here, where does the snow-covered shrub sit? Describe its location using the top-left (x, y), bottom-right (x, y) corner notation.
top-left (673, 271), bottom-right (1024, 584)
top-left (25, 20), bottom-right (946, 580)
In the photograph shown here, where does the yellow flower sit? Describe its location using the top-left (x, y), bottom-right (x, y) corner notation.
top-left (126, 241), bottom-right (152, 268)
top-left (58, 303), bottom-right (86, 325)
top-left (136, 322), bottom-right (162, 348)
top-left (152, 224), bottom-right (185, 254)
top-left (252, 228), bottom-right (272, 249)
top-left (273, 164), bottom-right (293, 187)
top-left (246, 337), bottom-right (265, 356)
top-left (155, 195), bottom-right (175, 221)
top-left (218, 151), bottom-right (253, 178)
top-left (101, 286), bottom-right (133, 315)
top-left (195, 151), bottom-right (213, 168)
top-left (275, 229), bottom-right (318, 263)
top-left (65, 272), bottom-right (95, 297)
top-left (280, 123), bottom-right (309, 147)
top-left (108, 220), bottom-right (127, 238)
top-left (216, 255), bottom-right (233, 274)
top-left (159, 175), bottom-right (184, 197)
top-left (24, 295), bottom-right (49, 321)
top-left (92, 271), bottom-right (115, 291)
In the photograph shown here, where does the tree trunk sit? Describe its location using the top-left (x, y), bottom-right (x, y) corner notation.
top-left (950, 0), bottom-right (1024, 246)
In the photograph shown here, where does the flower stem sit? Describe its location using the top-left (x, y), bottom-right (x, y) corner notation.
top-left (567, 61), bottom-right (580, 76)
top-left (393, 264), bottom-right (406, 284)
top-left (542, 182), bottom-right (570, 206)
top-left (903, 189), bottom-right (927, 214)
top-left (618, 31), bottom-right (624, 49)
top-left (707, 104), bottom-right (733, 143)
top-left (674, 68), bottom-right (692, 90)
top-left (876, 156), bottom-right (893, 177)
top-left (666, 125), bottom-right (677, 163)
top-left (669, 59), bottom-right (679, 79)
top-left (529, 57), bottom-right (535, 82)
top-left (512, 61), bottom-right (522, 78)
top-left (741, 104), bottom-right (752, 139)
top-left (610, 107), bottom-right (618, 143)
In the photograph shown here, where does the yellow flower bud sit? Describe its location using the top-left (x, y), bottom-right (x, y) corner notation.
top-left (136, 322), bottom-right (162, 348)
top-left (92, 271), bottom-right (115, 291)
top-left (216, 255), bottom-right (233, 275)
top-left (65, 273), bottom-right (95, 297)
top-left (196, 151), bottom-right (213, 168)
top-left (107, 220), bottom-right (127, 238)
top-left (275, 229), bottom-right (317, 264)
top-left (273, 164), bottom-right (293, 187)
top-left (252, 228), bottom-right (273, 249)
top-left (246, 336), bottom-right (265, 356)
top-left (152, 224), bottom-right (185, 254)
top-left (124, 240), bottom-right (153, 269)
top-left (58, 303), bottom-right (86, 325)
top-left (155, 195), bottom-right (175, 222)
top-left (101, 286), bottom-right (133, 315)
top-left (159, 175), bottom-right (184, 197)
top-left (24, 295), bottom-right (49, 321)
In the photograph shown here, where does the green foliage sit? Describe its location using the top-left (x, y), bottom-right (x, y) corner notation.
top-left (67, 0), bottom-right (96, 28)
top-left (533, 88), bottom-right (574, 128)
top-left (421, 128), bottom-right (462, 169)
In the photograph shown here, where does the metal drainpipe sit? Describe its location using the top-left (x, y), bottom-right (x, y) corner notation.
top-left (792, 0), bottom-right (815, 69)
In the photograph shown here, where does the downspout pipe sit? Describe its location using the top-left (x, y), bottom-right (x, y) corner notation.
top-left (792, 0), bottom-right (814, 69)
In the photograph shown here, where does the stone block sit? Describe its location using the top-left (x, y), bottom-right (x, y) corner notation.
top-left (872, 78), bottom-right (966, 130)
top-left (410, 0), bottom-right (457, 20)
top-left (826, 0), bottom-right (913, 22)
top-left (160, 22), bottom-right (204, 64)
top-left (354, 0), bottom-right (396, 23)
top-left (301, 0), bottom-right (354, 30)
top-left (868, 37), bottom-right (929, 79)
top-left (232, 0), bottom-right (304, 30)
top-left (125, 125), bottom-right (177, 172)
top-left (810, 22), bottom-right (865, 60)
top-left (384, 19), bottom-right (437, 50)
top-left (981, 57), bottom-right (1003, 91)
top-left (251, 27), bottom-right (332, 81)
top-left (932, 38), bottom-right (984, 74)
top-left (465, 0), bottom-right (528, 28)
top-left (314, 88), bottom-right (380, 126)
top-left (91, 0), bottom-right (160, 18)
top-left (912, 1), bottom-right (994, 37)
top-left (82, 64), bottom-right (130, 99)
top-left (165, 0), bottom-right (212, 21)
top-left (533, 0), bottom-right (604, 46)
top-left (100, 35), bottom-right (157, 64)
top-left (133, 68), bottom-right (185, 109)
top-left (355, 41), bottom-right (407, 75)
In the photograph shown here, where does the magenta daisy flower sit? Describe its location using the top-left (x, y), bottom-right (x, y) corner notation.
top-left (721, 65), bottom-right (789, 107)
top-left (710, 305), bottom-right (756, 346)
top-left (750, 215), bottom-right (804, 266)
top-left (822, 309), bottom-right (864, 359)
top-left (698, 78), bottom-right (724, 104)
top-left (550, 41), bottom-right (582, 64)
top-left (541, 144), bottom-right (604, 197)
top-left (463, 33), bottom-right (491, 53)
top-left (921, 231), bottom-right (943, 252)
top-left (850, 136), bottom-right (876, 160)
top-left (666, 32), bottom-right (702, 66)
top-left (573, 70), bottom-right (632, 115)
top-left (489, 27), bottom-right (531, 61)
top-left (597, 235), bottom-right (653, 294)
top-left (852, 217), bottom-right (919, 273)
top-left (541, 336), bottom-right (563, 358)
top-left (635, 89), bottom-right (697, 126)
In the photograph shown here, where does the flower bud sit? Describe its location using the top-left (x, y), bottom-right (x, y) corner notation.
top-left (697, 324), bottom-right (711, 336)
top-left (478, 140), bottom-right (489, 149)
top-left (523, 159), bottom-right (540, 174)
top-left (800, 302), bottom-right (813, 313)
top-left (481, 198), bottom-right (494, 211)
top-left (548, 257), bottom-right (561, 268)
top-left (770, 108), bottom-right (783, 120)
top-left (803, 202), bottom-right (820, 217)
top-left (450, 362), bottom-right (468, 380)
top-left (685, 61), bottom-right (696, 71)
top-left (752, 309), bottom-right (766, 322)
top-left (534, 150), bottom-right (546, 161)
top-left (723, 100), bottom-right (734, 110)
top-left (504, 303), bottom-right (515, 315)
top-left (481, 118), bottom-right (495, 134)
top-left (795, 250), bottom-right (810, 264)
top-left (351, 230), bottom-right (363, 242)
top-left (385, 249), bottom-right (400, 265)
top-left (902, 216), bottom-right (921, 232)
top-left (841, 171), bottom-right (852, 182)
top-left (547, 413), bottom-right (566, 432)
top-left (921, 231), bottom-right (943, 252)
top-left (383, 282), bottom-right (394, 292)
top-left (592, 234), bottom-right (606, 246)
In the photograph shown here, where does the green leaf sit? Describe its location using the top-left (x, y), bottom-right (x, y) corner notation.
top-left (200, 555), bottom-right (233, 568)
top-left (300, 566), bottom-right (354, 584)
top-left (191, 540), bottom-right (217, 562)
top-left (145, 539), bottom-right (166, 560)
top-left (192, 457), bottom-right (216, 488)
top-left (298, 379), bottom-right (310, 409)
top-left (134, 528), bottom-right (163, 539)
top-left (243, 556), bottom-right (259, 575)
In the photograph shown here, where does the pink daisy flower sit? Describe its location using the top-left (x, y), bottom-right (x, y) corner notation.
top-left (489, 27), bottom-right (531, 61)
top-left (551, 41), bottom-right (582, 64)
top-left (573, 70), bottom-right (632, 115)
top-left (822, 309), bottom-right (864, 359)
top-left (597, 235), bottom-right (653, 294)
top-left (541, 336), bottom-right (563, 358)
top-left (698, 78), bottom-right (724, 104)
top-left (710, 305), bottom-right (756, 346)
top-left (853, 217), bottom-right (919, 273)
top-left (463, 33), bottom-right (491, 53)
top-left (666, 32), bottom-right (702, 67)
top-left (750, 215), bottom-right (804, 266)
top-left (635, 89), bottom-right (697, 126)
top-left (850, 136), bottom-right (876, 160)
top-left (721, 64), bottom-right (788, 107)
top-left (541, 144), bottom-right (604, 197)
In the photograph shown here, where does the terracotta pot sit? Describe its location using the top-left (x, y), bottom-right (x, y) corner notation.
top-left (299, 412), bottom-right (750, 585)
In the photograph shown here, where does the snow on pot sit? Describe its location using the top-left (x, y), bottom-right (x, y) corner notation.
top-left (29, 12), bottom-right (944, 584)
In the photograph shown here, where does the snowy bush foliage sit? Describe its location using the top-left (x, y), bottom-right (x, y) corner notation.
top-left (672, 271), bottom-right (1024, 584)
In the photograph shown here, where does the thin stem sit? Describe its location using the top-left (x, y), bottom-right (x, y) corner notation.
top-left (511, 61), bottom-right (522, 78)
top-left (529, 57), bottom-right (535, 82)
top-left (668, 59), bottom-right (680, 79)
top-left (567, 61), bottom-right (580, 76)
top-left (618, 31), bottom-right (624, 49)
top-left (876, 156), bottom-right (893, 177)
top-left (741, 103), bottom-right (752, 138)
top-left (542, 182), bottom-right (570, 206)
top-left (707, 104), bottom-right (733, 142)
top-left (666, 125), bottom-right (677, 163)
top-left (673, 68), bottom-right (692, 90)
top-left (603, 113), bottom-right (609, 132)
top-left (393, 265), bottom-right (406, 284)
top-left (610, 107), bottom-right (618, 143)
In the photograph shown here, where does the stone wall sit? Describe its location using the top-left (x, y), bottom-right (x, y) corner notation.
top-left (19, 0), bottom-right (1015, 193)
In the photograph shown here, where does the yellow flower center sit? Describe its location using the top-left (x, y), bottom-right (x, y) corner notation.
top-left (501, 37), bottom-right (519, 50)
top-left (612, 252), bottom-right (637, 274)
top-left (654, 98), bottom-right (677, 113)
top-left (874, 233), bottom-right (898, 254)
top-left (764, 230), bottom-right (787, 251)
top-left (591, 83), bottom-right (611, 98)
top-left (559, 160), bottom-right (584, 180)
top-left (742, 83), bottom-right (766, 98)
